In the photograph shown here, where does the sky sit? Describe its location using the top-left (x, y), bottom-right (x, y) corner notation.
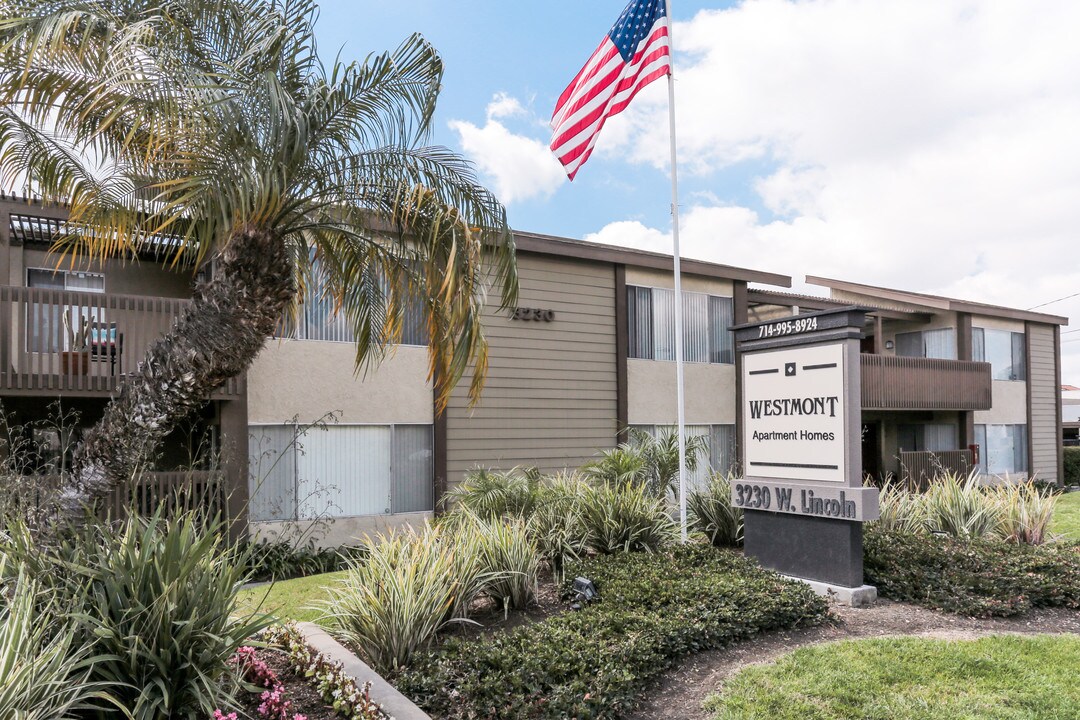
top-left (316, 1), bottom-right (1080, 380)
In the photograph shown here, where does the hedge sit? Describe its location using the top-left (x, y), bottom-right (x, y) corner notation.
top-left (395, 545), bottom-right (829, 719)
top-left (1064, 447), bottom-right (1080, 486)
top-left (864, 527), bottom-right (1080, 617)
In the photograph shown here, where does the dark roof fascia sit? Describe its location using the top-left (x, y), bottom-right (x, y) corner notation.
top-left (513, 231), bottom-right (792, 287)
top-left (806, 275), bottom-right (1068, 326)
top-left (748, 288), bottom-right (934, 322)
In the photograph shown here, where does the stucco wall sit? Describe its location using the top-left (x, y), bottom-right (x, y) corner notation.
top-left (625, 267), bottom-right (734, 296)
top-left (247, 341), bottom-right (432, 424)
top-left (251, 511), bottom-right (432, 548)
top-left (628, 359), bottom-right (736, 425)
top-left (974, 380), bottom-right (1028, 425)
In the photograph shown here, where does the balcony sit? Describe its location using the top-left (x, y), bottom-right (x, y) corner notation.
top-left (860, 354), bottom-right (991, 411)
top-left (899, 450), bottom-right (977, 490)
top-left (0, 285), bottom-right (243, 398)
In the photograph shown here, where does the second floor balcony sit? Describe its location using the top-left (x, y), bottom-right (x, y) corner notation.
top-left (861, 353), bottom-right (992, 411)
top-left (0, 285), bottom-right (243, 398)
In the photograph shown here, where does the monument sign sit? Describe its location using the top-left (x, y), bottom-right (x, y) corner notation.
top-left (733, 308), bottom-right (879, 605)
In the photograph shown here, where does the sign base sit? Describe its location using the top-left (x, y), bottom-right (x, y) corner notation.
top-left (781, 575), bottom-right (877, 608)
top-left (744, 509), bottom-right (863, 588)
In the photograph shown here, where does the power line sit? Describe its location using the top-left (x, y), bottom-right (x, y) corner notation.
top-left (1028, 291), bottom-right (1080, 311)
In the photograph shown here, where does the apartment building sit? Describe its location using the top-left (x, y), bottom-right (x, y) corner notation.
top-left (0, 196), bottom-right (1065, 545)
top-left (751, 278), bottom-right (1066, 486)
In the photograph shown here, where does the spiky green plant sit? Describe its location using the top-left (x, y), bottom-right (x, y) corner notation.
top-left (579, 483), bottom-right (677, 554)
top-left (874, 480), bottom-right (928, 534)
top-left (688, 472), bottom-right (743, 547)
top-left (923, 470), bottom-right (1001, 539)
top-left (324, 525), bottom-right (489, 673)
top-left (581, 447), bottom-right (648, 488)
top-left (630, 426), bottom-right (709, 500)
top-left (466, 513), bottom-right (539, 611)
top-left (442, 467), bottom-right (542, 519)
top-left (0, 564), bottom-right (114, 719)
top-left (527, 472), bottom-right (589, 580)
top-left (2, 511), bottom-right (267, 719)
top-left (991, 481), bottom-right (1058, 545)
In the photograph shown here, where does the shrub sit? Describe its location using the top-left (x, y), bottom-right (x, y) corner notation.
top-left (872, 480), bottom-right (926, 534)
top-left (1065, 447), bottom-right (1080, 486)
top-left (688, 472), bottom-right (743, 547)
top-left (324, 525), bottom-right (489, 673)
top-left (0, 564), bottom-right (113, 719)
top-left (921, 470), bottom-right (1001, 539)
top-left (864, 527), bottom-right (1080, 616)
top-left (5, 511), bottom-right (268, 719)
top-left (578, 482), bottom-right (677, 553)
top-left (525, 473), bottom-right (588, 579)
top-left (245, 537), bottom-right (348, 581)
top-left (397, 545), bottom-right (829, 719)
top-left (443, 467), bottom-right (542, 518)
top-left (991, 481), bottom-right (1058, 545)
top-left (471, 514), bottom-right (540, 611)
top-left (581, 428), bottom-right (708, 499)
top-left (580, 447), bottom-right (647, 488)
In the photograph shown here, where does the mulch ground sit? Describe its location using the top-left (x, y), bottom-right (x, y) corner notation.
top-left (628, 599), bottom-right (1080, 720)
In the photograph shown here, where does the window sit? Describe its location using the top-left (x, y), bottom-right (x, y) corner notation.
top-left (629, 423), bottom-right (736, 490)
top-left (248, 424), bottom-right (433, 521)
top-left (897, 423), bottom-right (958, 453)
top-left (973, 328), bottom-right (1026, 381)
top-left (627, 286), bottom-right (733, 364)
top-left (974, 424), bottom-right (1027, 475)
top-left (26, 268), bottom-right (106, 352)
top-left (895, 328), bottom-right (956, 359)
top-left (283, 265), bottom-right (428, 346)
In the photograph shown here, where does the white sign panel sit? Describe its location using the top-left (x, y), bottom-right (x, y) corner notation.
top-left (743, 343), bottom-right (846, 483)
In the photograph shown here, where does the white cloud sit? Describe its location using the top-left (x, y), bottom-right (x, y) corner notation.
top-left (448, 95), bottom-right (566, 205)
top-left (585, 0), bottom-right (1080, 379)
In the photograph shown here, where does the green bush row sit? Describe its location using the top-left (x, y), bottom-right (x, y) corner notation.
top-left (1064, 447), bottom-right (1080, 486)
top-left (396, 545), bottom-right (829, 719)
top-left (864, 526), bottom-right (1080, 617)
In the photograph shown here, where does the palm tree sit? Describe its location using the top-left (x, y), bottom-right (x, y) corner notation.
top-left (0, 0), bottom-right (517, 511)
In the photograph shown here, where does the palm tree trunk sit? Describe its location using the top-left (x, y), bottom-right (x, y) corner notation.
top-left (67, 225), bottom-right (294, 514)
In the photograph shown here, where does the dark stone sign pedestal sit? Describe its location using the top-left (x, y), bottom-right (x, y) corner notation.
top-left (743, 510), bottom-right (862, 588)
top-left (733, 307), bottom-right (879, 606)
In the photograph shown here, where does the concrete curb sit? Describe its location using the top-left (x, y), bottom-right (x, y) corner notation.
top-left (296, 622), bottom-right (430, 720)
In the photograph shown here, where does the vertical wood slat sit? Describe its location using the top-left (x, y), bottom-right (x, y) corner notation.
top-left (860, 354), bottom-right (992, 411)
top-left (1, 286), bottom-right (242, 397)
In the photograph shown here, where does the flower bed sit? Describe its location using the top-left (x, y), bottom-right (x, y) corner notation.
top-left (222, 625), bottom-right (387, 720)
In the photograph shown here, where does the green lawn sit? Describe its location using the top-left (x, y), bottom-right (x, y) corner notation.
top-left (704, 635), bottom-right (1080, 720)
top-left (1052, 491), bottom-right (1080, 542)
top-left (235, 570), bottom-right (346, 624)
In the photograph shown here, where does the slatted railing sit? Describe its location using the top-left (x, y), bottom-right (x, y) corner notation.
top-left (899, 450), bottom-right (976, 490)
top-left (861, 354), bottom-right (991, 411)
top-left (0, 285), bottom-right (243, 397)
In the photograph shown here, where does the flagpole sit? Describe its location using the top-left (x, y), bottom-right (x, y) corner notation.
top-left (663, 0), bottom-right (689, 543)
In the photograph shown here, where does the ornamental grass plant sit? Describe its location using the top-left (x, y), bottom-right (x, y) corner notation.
top-left (921, 470), bottom-right (1001, 539)
top-left (688, 472), bottom-right (744, 547)
top-left (2, 510), bottom-right (268, 719)
top-left (0, 563), bottom-right (114, 720)
top-left (324, 526), bottom-right (484, 673)
top-left (578, 481), bottom-right (678, 553)
top-left (990, 480), bottom-right (1058, 545)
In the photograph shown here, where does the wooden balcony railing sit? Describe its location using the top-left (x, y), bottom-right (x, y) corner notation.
top-left (899, 450), bottom-right (976, 490)
top-left (0, 285), bottom-right (243, 397)
top-left (860, 354), bottom-right (991, 411)
top-left (17, 470), bottom-right (227, 523)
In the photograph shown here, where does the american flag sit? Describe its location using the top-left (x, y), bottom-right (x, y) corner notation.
top-left (550, 0), bottom-right (672, 180)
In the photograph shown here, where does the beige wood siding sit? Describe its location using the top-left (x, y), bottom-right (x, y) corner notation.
top-left (1027, 323), bottom-right (1058, 482)
top-left (445, 254), bottom-right (617, 486)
